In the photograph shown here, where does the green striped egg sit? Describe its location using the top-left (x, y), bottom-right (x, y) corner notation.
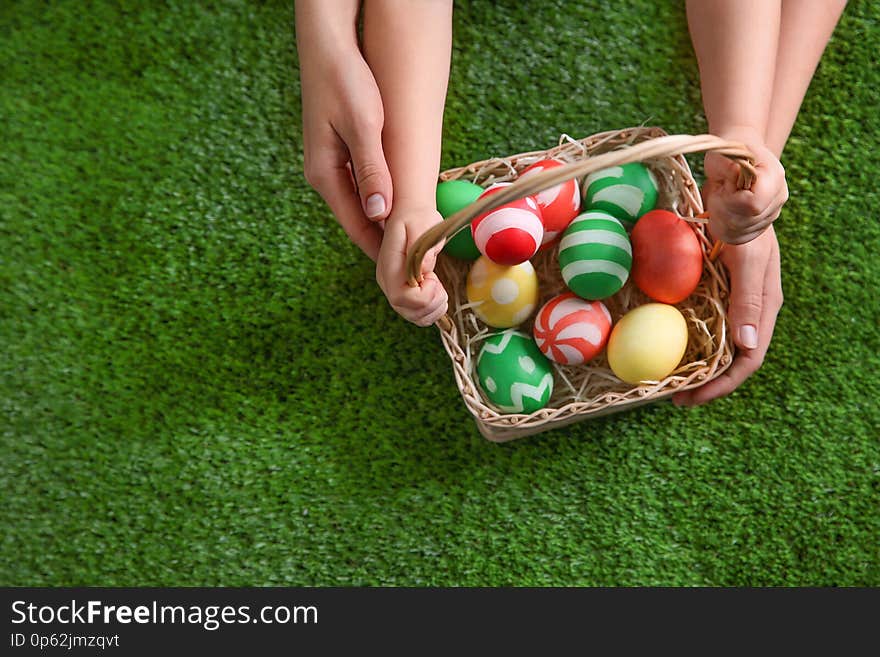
top-left (558, 211), bottom-right (632, 300)
top-left (583, 162), bottom-right (659, 229)
top-left (476, 330), bottom-right (553, 414)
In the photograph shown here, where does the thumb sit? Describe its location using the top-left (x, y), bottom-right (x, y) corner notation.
top-left (726, 247), bottom-right (768, 351)
top-left (405, 214), bottom-right (445, 281)
top-left (420, 241), bottom-right (445, 279)
top-left (348, 130), bottom-right (393, 222)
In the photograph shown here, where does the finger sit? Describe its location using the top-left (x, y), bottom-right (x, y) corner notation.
top-left (415, 300), bottom-right (450, 328)
top-left (722, 177), bottom-right (783, 217)
top-left (377, 218), bottom-right (449, 321)
top-left (309, 160), bottom-right (384, 261)
top-left (722, 221), bottom-right (773, 246)
top-left (391, 289), bottom-right (438, 314)
top-left (424, 273), bottom-right (449, 308)
top-left (392, 286), bottom-right (448, 326)
top-left (410, 284), bottom-right (450, 326)
top-left (674, 346), bottom-right (766, 406)
top-left (385, 269), bottom-right (447, 313)
top-left (674, 283), bottom-right (780, 407)
top-left (674, 322), bottom-right (771, 405)
top-left (411, 272), bottom-right (448, 310)
top-left (708, 186), bottom-right (787, 244)
top-left (344, 125), bottom-right (393, 222)
top-left (703, 152), bottom-right (740, 188)
top-left (726, 245), bottom-right (771, 352)
top-left (764, 232), bottom-right (784, 325)
top-left (674, 235), bottom-right (782, 406)
top-left (716, 184), bottom-right (788, 234)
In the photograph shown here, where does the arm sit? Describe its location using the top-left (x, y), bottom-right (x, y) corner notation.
top-left (766, 0), bottom-right (847, 155)
top-left (686, 0), bottom-right (787, 246)
top-left (363, 0), bottom-right (452, 212)
top-left (687, 0), bottom-right (780, 141)
top-left (295, 0), bottom-right (393, 260)
top-left (690, 0), bottom-right (846, 155)
top-left (675, 0), bottom-right (845, 406)
top-left (363, 0), bottom-right (453, 326)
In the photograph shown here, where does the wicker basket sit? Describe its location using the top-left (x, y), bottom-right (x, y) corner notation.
top-left (407, 127), bottom-right (756, 441)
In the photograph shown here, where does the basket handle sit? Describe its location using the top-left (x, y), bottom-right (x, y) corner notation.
top-left (406, 133), bottom-right (756, 286)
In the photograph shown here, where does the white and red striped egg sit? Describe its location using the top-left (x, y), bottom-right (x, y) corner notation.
top-left (533, 292), bottom-right (612, 365)
top-left (471, 182), bottom-right (544, 266)
top-left (519, 158), bottom-right (581, 248)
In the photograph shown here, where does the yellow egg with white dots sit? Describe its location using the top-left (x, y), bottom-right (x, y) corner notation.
top-left (466, 256), bottom-right (539, 328)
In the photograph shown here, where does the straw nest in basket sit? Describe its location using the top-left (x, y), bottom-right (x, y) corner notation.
top-left (420, 126), bottom-right (743, 440)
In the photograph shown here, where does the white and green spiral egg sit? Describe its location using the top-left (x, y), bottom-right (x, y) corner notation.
top-left (582, 162), bottom-right (659, 229)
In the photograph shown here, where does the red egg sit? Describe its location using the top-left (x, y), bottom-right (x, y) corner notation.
top-left (520, 158), bottom-right (581, 246)
top-left (631, 210), bottom-right (703, 304)
top-left (471, 183), bottom-right (544, 265)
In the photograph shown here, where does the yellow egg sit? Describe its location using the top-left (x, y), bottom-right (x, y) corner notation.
top-left (466, 256), bottom-right (538, 328)
top-left (607, 303), bottom-right (688, 384)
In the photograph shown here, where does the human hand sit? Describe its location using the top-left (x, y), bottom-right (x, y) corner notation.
top-left (376, 208), bottom-right (448, 327)
top-left (704, 129), bottom-right (788, 245)
top-left (299, 41), bottom-right (392, 261)
top-left (673, 224), bottom-right (783, 406)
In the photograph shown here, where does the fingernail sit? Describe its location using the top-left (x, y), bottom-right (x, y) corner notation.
top-left (365, 193), bottom-right (386, 218)
top-left (740, 324), bottom-right (758, 349)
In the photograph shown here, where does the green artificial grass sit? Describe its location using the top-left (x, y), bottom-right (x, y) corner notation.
top-left (1, 0), bottom-right (878, 586)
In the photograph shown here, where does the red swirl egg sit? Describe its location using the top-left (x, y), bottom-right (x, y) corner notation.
top-left (520, 158), bottom-right (581, 247)
top-left (533, 292), bottom-right (612, 365)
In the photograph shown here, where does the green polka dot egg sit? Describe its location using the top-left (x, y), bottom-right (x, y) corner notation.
top-left (476, 330), bottom-right (554, 414)
top-left (436, 180), bottom-right (483, 260)
top-left (558, 210), bottom-right (632, 300)
top-left (582, 162), bottom-right (659, 230)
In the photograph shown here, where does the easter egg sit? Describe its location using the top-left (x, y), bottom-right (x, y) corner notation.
top-left (466, 256), bottom-right (538, 328)
top-left (583, 162), bottom-right (659, 230)
top-left (631, 209), bottom-right (704, 304)
top-left (533, 293), bottom-right (612, 365)
top-left (471, 183), bottom-right (544, 265)
top-left (477, 329), bottom-right (554, 413)
top-left (558, 210), bottom-right (632, 300)
top-left (519, 159), bottom-right (581, 246)
top-left (436, 180), bottom-right (483, 260)
top-left (607, 303), bottom-right (688, 384)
